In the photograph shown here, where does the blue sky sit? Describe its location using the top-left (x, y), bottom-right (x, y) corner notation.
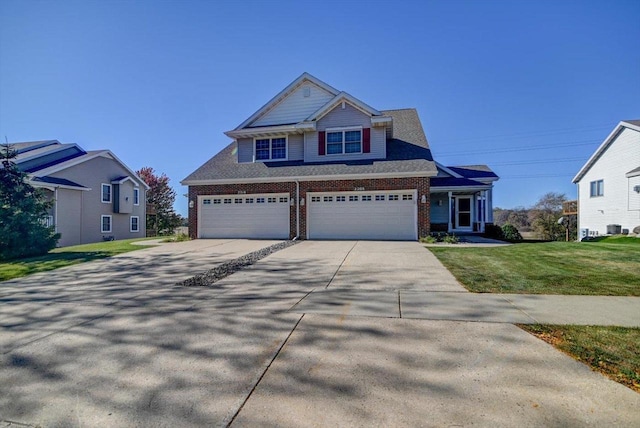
top-left (1, 0), bottom-right (639, 216)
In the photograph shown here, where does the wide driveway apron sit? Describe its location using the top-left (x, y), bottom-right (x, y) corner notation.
top-left (1, 240), bottom-right (638, 427)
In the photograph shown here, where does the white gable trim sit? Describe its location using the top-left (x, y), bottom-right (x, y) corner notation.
top-left (234, 73), bottom-right (340, 130)
top-left (32, 150), bottom-right (150, 190)
top-left (305, 92), bottom-right (382, 122)
top-left (573, 121), bottom-right (640, 183)
top-left (111, 176), bottom-right (139, 186)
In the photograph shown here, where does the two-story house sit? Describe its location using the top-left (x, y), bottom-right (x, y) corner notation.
top-left (182, 73), bottom-right (498, 240)
top-left (10, 140), bottom-right (149, 247)
top-left (572, 120), bottom-right (640, 237)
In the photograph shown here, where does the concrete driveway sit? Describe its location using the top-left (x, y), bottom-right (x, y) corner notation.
top-left (1, 240), bottom-right (638, 427)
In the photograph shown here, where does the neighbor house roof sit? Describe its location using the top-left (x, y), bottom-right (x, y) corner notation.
top-left (626, 166), bottom-right (640, 178)
top-left (182, 108), bottom-right (437, 185)
top-left (7, 141), bottom-right (150, 190)
top-left (572, 120), bottom-right (640, 183)
top-left (30, 176), bottom-right (90, 190)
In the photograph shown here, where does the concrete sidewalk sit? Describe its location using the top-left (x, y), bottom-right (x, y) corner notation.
top-left (291, 289), bottom-right (640, 326)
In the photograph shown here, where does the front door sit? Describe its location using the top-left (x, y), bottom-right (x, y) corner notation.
top-left (455, 196), bottom-right (472, 230)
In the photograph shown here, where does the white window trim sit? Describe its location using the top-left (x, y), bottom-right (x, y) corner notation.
top-left (101, 183), bottom-right (112, 203)
top-left (590, 179), bottom-right (604, 197)
top-left (130, 215), bottom-right (140, 232)
top-left (133, 188), bottom-right (140, 206)
top-left (253, 136), bottom-right (288, 161)
top-left (325, 126), bottom-right (363, 155)
top-left (101, 215), bottom-right (112, 233)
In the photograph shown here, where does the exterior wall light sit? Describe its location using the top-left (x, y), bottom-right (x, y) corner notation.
top-left (421, 195), bottom-right (427, 204)
top-left (300, 198), bottom-right (305, 206)
top-left (189, 200), bottom-right (194, 208)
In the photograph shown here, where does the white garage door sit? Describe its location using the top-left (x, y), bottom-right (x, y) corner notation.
top-left (307, 190), bottom-right (417, 240)
top-left (199, 193), bottom-right (290, 239)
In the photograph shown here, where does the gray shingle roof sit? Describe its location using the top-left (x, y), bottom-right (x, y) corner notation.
top-left (182, 108), bottom-right (437, 183)
top-left (31, 176), bottom-right (88, 189)
top-left (448, 165), bottom-right (498, 179)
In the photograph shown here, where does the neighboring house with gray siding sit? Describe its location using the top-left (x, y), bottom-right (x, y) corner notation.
top-left (10, 140), bottom-right (149, 247)
top-left (572, 120), bottom-right (640, 237)
top-left (182, 73), bottom-right (498, 240)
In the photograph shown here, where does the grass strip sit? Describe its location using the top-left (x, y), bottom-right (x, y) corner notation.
top-left (519, 324), bottom-right (640, 393)
top-left (428, 240), bottom-right (640, 295)
top-left (0, 237), bottom-right (158, 281)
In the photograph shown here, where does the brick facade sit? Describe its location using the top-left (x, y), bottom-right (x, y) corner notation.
top-left (188, 177), bottom-right (431, 240)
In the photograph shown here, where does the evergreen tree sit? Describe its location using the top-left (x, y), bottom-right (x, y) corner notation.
top-left (136, 166), bottom-right (181, 235)
top-left (0, 144), bottom-right (60, 260)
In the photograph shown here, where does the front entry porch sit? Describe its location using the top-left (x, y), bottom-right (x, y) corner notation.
top-left (430, 190), bottom-right (493, 233)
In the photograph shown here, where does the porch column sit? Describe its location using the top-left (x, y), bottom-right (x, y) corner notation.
top-left (480, 190), bottom-right (486, 233)
top-left (447, 191), bottom-right (452, 232)
top-left (487, 189), bottom-right (493, 223)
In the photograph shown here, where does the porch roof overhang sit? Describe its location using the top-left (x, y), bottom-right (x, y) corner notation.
top-left (429, 177), bottom-right (492, 193)
top-left (430, 186), bottom-right (491, 193)
top-left (225, 122), bottom-right (316, 139)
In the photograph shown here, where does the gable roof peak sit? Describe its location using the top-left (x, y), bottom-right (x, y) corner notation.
top-left (234, 72), bottom-right (340, 131)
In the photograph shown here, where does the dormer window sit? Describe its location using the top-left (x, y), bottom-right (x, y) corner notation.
top-left (255, 137), bottom-right (287, 161)
top-left (326, 127), bottom-right (362, 155)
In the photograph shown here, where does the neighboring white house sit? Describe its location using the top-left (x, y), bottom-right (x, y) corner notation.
top-left (572, 120), bottom-right (640, 237)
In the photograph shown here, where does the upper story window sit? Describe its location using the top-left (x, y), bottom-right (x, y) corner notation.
top-left (326, 127), bottom-right (362, 155)
top-left (101, 184), bottom-right (112, 203)
top-left (590, 179), bottom-right (604, 197)
top-left (133, 188), bottom-right (140, 205)
top-left (255, 137), bottom-right (287, 161)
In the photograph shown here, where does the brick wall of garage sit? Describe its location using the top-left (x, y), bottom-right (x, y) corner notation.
top-left (188, 177), bottom-right (430, 240)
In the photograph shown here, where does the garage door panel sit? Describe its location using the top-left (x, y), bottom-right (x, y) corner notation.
top-left (308, 191), bottom-right (416, 240)
top-left (199, 194), bottom-right (289, 239)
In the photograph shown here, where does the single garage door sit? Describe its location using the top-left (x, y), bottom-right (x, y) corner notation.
top-left (199, 193), bottom-right (290, 239)
top-left (307, 190), bottom-right (417, 240)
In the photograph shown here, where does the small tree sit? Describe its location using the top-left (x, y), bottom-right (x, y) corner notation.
top-left (529, 192), bottom-right (566, 241)
top-left (136, 167), bottom-right (181, 235)
top-left (0, 144), bottom-right (59, 260)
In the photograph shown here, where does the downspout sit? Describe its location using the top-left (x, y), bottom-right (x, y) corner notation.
top-left (295, 180), bottom-right (300, 239)
top-left (54, 187), bottom-right (58, 233)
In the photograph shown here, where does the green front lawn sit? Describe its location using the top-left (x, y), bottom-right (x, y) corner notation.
top-left (428, 239), bottom-right (640, 295)
top-left (520, 324), bottom-right (640, 392)
top-left (0, 237), bottom-right (158, 281)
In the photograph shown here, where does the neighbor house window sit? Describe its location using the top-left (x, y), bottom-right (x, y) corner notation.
top-left (133, 188), bottom-right (140, 205)
top-left (590, 180), bottom-right (604, 197)
top-left (101, 184), bottom-right (112, 203)
top-left (130, 216), bottom-right (139, 232)
top-left (255, 137), bottom-right (287, 161)
top-left (101, 215), bottom-right (112, 233)
top-left (326, 128), bottom-right (362, 154)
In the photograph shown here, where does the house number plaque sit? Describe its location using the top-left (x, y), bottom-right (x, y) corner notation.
top-left (354, 187), bottom-right (365, 191)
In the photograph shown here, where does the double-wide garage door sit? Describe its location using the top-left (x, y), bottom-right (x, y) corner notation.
top-left (307, 190), bottom-right (417, 240)
top-left (199, 190), bottom-right (417, 240)
top-left (198, 193), bottom-right (290, 239)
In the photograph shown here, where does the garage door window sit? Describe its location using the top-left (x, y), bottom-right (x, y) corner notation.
top-left (403, 194), bottom-right (413, 200)
top-left (246, 198), bottom-right (254, 203)
top-left (376, 195), bottom-right (385, 201)
top-left (235, 198), bottom-right (243, 204)
top-left (362, 195), bottom-right (372, 201)
top-left (324, 196), bottom-right (333, 202)
top-left (203, 199), bottom-right (212, 205)
top-left (213, 199), bottom-right (221, 204)
top-left (336, 196), bottom-right (346, 202)
top-left (389, 195), bottom-right (399, 201)
top-left (311, 196), bottom-right (320, 202)
top-left (257, 198), bottom-right (265, 203)
top-left (279, 197), bottom-right (288, 203)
